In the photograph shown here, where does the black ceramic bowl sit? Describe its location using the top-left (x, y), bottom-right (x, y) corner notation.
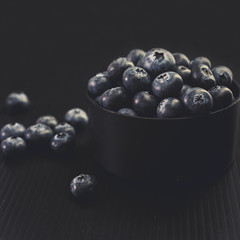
top-left (87, 81), bottom-right (240, 186)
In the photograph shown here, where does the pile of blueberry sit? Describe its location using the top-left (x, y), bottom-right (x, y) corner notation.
top-left (88, 48), bottom-right (235, 118)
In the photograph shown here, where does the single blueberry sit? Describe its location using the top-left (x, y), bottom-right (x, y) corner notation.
top-left (126, 49), bottom-right (145, 65)
top-left (118, 108), bottom-right (137, 116)
top-left (175, 65), bottom-right (191, 84)
top-left (173, 53), bottom-right (190, 67)
top-left (54, 122), bottom-right (76, 136)
top-left (98, 87), bottom-right (129, 111)
top-left (70, 174), bottom-right (97, 198)
top-left (0, 122), bottom-right (25, 141)
top-left (183, 87), bottom-right (213, 115)
top-left (211, 66), bottom-right (233, 87)
top-left (107, 57), bottom-right (134, 80)
top-left (122, 66), bottom-right (151, 93)
top-left (64, 108), bottom-right (89, 132)
top-left (179, 84), bottom-right (192, 101)
top-left (36, 115), bottom-right (58, 129)
top-left (1, 136), bottom-right (27, 157)
top-left (142, 48), bottom-right (176, 77)
top-left (190, 56), bottom-right (211, 70)
top-left (24, 123), bottom-right (53, 144)
top-left (208, 85), bottom-right (234, 111)
top-left (152, 71), bottom-right (183, 99)
top-left (157, 98), bottom-right (184, 118)
top-left (191, 64), bottom-right (216, 89)
top-left (5, 92), bottom-right (30, 114)
top-left (50, 132), bottom-right (74, 153)
top-left (132, 91), bottom-right (158, 117)
top-left (88, 72), bottom-right (113, 96)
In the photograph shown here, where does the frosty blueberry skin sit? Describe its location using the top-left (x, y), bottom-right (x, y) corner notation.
top-left (0, 122), bottom-right (25, 141)
top-left (118, 108), bottom-right (137, 116)
top-left (173, 53), bottom-right (190, 67)
top-left (211, 66), bottom-right (233, 87)
top-left (126, 49), bottom-right (145, 65)
top-left (36, 115), bottom-right (58, 129)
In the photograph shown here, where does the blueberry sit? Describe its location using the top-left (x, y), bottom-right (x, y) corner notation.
top-left (70, 174), bottom-right (97, 198)
top-left (157, 98), bottom-right (183, 118)
top-left (175, 65), bottom-right (191, 84)
top-left (1, 136), bottom-right (27, 157)
top-left (36, 115), bottom-right (58, 129)
top-left (126, 49), bottom-right (145, 65)
top-left (122, 66), bottom-right (151, 93)
top-left (5, 92), bottom-right (30, 114)
top-left (0, 122), bottom-right (25, 141)
top-left (142, 48), bottom-right (176, 77)
top-left (191, 64), bottom-right (216, 89)
top-left (211, 66), bottom-right (233, 87)
top-left (173, 53), bottom-right (190, 67)
top-left (190, 56), bottom-right (211, 70)
top-left (152, 71), bottom-right (183, 99)
top-left (107, 57), bottom-right (134, 80)
top-left (136, 56), bottom-right (145, 68)
top-left (64, 108), bottom-right (89, 132)
top-left (183, 87), bottom-right (213, 115)
top-left (132, 91), bottom-right (158, 117)
top-left (24, 123), bottom-right (53, 145)
top-left (118, 108), bottom-right (137, 116)
top-left (88, 72), bottom-right (113, 96)
top-left (208, 85), bottom-right (234, 111)
top-left (50, 132), bottom-right (74, 153)
top-left (98, 87), bottom-right (129, 111)
top-left (54, 122), bottom-right (75, 136)
top-left (179, 84), bottom-right (192, 101)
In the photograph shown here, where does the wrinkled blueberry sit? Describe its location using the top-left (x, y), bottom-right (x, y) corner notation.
top-left (211, 66), bottom-right (233, 87)
top-left (127, 49), bottom-right (145, 65)
top-left (157, 98), bottom-right (183, 118)
top-left (175, 65), bottom-right (191, 84)
top-left (0, 122), bottom-right (25, 141)
top-left (152, 71), bottom-right (183, 99)
top-left (118, 108), bottom-right (137, 116)
top-left (36, 115), bottom-right (58, 129)
top-left (70, 174), bottom-right (97, 198)
top-left (50, 132), bottom-right (74, 153)
top-left (190, 56), bottom-right (211, 70)
top-left (179, 84), bottom-right (192, 101)
top-left (24, 123), bottom-right (53, 144)
top-left (173, 53), bottom-right (190, 67)
top-left (54, 122), bottom-right (76, 136)
top-left (132, 91), bottom-right (158, 117)
top-left (107, 57), bottom-right (134, 80)
top-left (142, 48), bottom-right (176, 77)
top-left (122, 66), bottom-right (151, 93)
top-left (183, 87), bottom-right (213, 115)
top-left (88, 72), bottom-right (113, 96)
top-left (64, 108), bottom-right (89, 132)
top-left (5, 92), bottom-right (30, 114)
top-left (191, 64), bottom-right (216, 89)
top-left (208, 85), bottom-right (234, 111)
top-left (98, 87), bottom-right (129, 111)
top-left (1, 136), bottom-right (27, 157)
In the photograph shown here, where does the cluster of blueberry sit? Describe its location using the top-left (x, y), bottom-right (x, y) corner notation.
top-left (88, 48), bottom-right (235, 118)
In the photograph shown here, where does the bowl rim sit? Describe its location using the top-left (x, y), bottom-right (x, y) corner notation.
top-left (87, 80), bottom-right (240, 121)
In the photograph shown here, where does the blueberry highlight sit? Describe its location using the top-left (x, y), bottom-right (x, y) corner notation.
top-left (118, 108), bottom-right (137, 116)
top-left (0, 123), bottom-right (25, 141)
top-left (36, 115), bottom-right (58, 129)
top-left (157, 98), bottom-right (183, 118)
top-left (126, 49), bottom-right (145, 65)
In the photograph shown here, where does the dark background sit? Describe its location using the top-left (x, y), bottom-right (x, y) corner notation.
top-left (0, 0), bottom-right (240, 239)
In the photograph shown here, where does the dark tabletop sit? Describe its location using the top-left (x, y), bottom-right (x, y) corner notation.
top-left (0, 1), bottom-right (240, 239)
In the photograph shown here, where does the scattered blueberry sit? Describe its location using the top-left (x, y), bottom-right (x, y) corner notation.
top-left (122, 66), bottom-right (151, 93)
top-left (126, 49), bottom-right (145, 65)
top-left (0, 123), bottom-right (25, 141)
top-left (36, 115), bottom-right (58, 129)
top-left (183, 87), bottom-right (213, 115)
top-left (173, 53), bottom-right (190, 67)
top-left (50, 132), bottom-right (74, 153)
top-left (132, 91), bottom-right (158, 117)
top-left (211, 66), bottom-right (233, 87)
top-left (208, 85), bottom-right (234, 111)
top-left (54, 122), bottom-right (76, 137)
top-left (190, 56), bottom-right (211, 70)
top-left (5, 92), bottom-right (30, 114)
top-left (152, 71), bottom-right (183, 99)
top-left (64, 108), bottom-right (89, 132)
top-left (175, 65), bottom-right (191, 84)
top-left (157, 98), bottom-right (183, 118)
top-left (118, 108), bottom-right (137, 116)
top-left (70, 174), bottom-right (97, 198)
top-left (98, 87), bottom-right (129, 111)
top-left (142, 48), bottom-right (176, 77)
top-left (1, 136), bottom-right (27, 157)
